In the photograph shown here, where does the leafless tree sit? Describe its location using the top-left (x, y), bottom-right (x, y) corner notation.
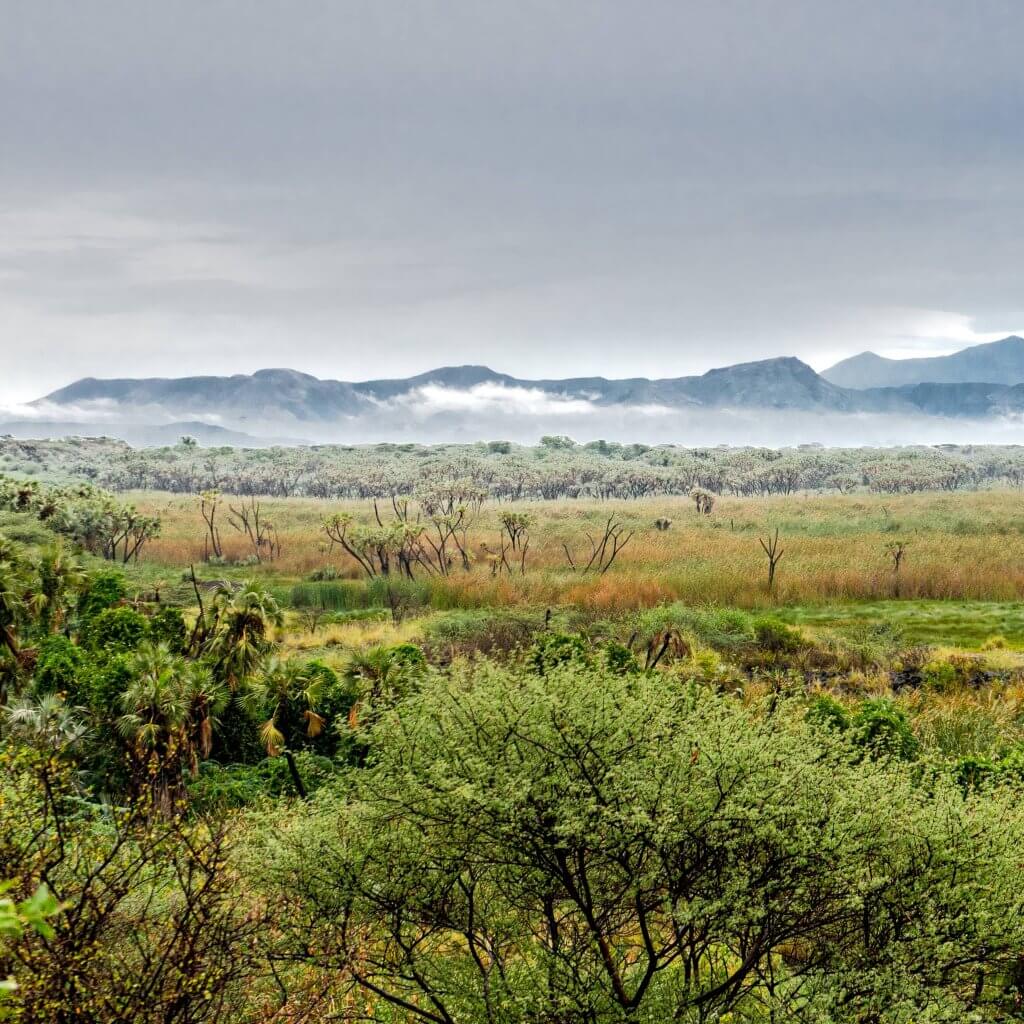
top-left (886, 539), bottom-right (909, 597)
top-left (228, 496), bottom-right (280, 562)
top-left (199, 489), bottom-right (223, 560)
top-left (563, 515), bottom-right (634, 574)
top-left (760, 528), bottom-right (784, 593)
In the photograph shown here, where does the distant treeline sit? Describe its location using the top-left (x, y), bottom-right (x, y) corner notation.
top-left (4, 435), bottom-right (1024, 499)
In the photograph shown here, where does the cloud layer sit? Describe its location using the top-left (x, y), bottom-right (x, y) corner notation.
top-left (4, 1), bottom-right (1024, 406)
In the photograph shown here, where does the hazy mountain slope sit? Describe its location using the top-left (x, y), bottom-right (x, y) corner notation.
top-left (0, 420), bottom-right (275, 447)
top-left (36, 357), bottom-right (851, 421)
top-left (27, 355), bottom-right (1024, 449)
top-left (823, 336), bottom-right (1024, 388)
top-left (42, 368), bottom-right (371, 424)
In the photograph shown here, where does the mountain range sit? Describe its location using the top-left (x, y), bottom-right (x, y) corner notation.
top-left (9, 336), bottom-right (1024, 446)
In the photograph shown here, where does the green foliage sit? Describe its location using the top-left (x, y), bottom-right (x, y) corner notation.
top-left (344, 643), bottom-right (426, 717)
top-left (539, 434), bottom-right (576, 449)
top-left (806, 693), bottom-right (850, 733)
top-left (0, 755), bottom-right (259, 1021)
top-left (188, 752), bottom-right (337, 810)
top-left (420, 607), bottom-right (546, 659)
top-left (365, 575), bottom-right (430, 610)
top-left (256, 661), bottom-right (1024, 1022)
top-left (0, 881), bottom-right (58, 1016)
top-left (602, 639), bottom-right (640, 675)
top-left (76, 570), bottom-right (127, 621)
top-left (851, 698), bottom-right (921, 761)
top-left (289, 579), bottom-right (370, 610)
top-left (31, 635), bottom-right (85, 699)
top-left (752, 615), bottom-right (804, 655)
top-left (920, 658), bottom-right (961, 691)
top-left (527, 631), bottom-right (591, 674)
top-left (148, 606), bottom-right (186, 654)
top-left (80, 652), bottom-right (134, 713)
top-left (82, 606), bottom-right (150, 655)
top-left (631, 603), bottom-right (755, 652)
top-left (204, 579), bottom-right (282, 686)
top-left (954, 745), bottom-right (1024, 791)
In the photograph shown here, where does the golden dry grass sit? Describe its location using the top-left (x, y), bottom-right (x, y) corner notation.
top-left (130, 489), bottom-right (1024, 611)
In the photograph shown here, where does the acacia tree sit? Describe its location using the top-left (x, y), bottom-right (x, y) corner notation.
top-left (0, 755), bottom-right (261, 1023)
top-left (198, 490), bottom-right (224, 561)
top-left (562, 515), bottom-right (633, 573)
top-left (760, 527), bottom-right (784, 593)
top-left (258, 663), bottom-right (1024, 1023)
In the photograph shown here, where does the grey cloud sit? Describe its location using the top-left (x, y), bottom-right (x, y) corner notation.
top-left (3, 1), bottom-right (1024, 407)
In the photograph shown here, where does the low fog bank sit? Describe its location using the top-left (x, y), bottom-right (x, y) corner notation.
top-left (5, 400), bottom-right (1024, 449)
top-left (335, 404), bottom-right (1024, 448)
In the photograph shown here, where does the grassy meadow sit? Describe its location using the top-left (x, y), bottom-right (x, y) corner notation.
top-left (129, 487), bottom-right (1024, 635)
top-left (12, 471), bottom-right (1024, 1017)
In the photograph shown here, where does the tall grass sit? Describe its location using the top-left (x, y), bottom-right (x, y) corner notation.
top-left (129, 489), bottom-right (1024, 612)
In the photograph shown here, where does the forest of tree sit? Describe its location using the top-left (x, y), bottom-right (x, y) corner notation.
top-left (7, 436), bottom-right (1024, 500)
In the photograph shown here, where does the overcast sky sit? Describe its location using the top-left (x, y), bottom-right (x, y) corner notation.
top-left (3, 0), bottom-right (1024, 403)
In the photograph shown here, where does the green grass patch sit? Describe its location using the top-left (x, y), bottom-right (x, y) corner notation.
top-left (776, 600), bottom-right (1024, 649)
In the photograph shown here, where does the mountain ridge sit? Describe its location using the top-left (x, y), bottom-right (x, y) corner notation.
top-left (26, 340), bottom-right (1024, 446)
top-left (37, 356), bottom-right (853, 422)
top-left (823, 336), bottom-right (1024, 389)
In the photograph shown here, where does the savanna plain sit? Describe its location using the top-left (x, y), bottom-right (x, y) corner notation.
top-left (6, 438), bottom-right (1024, 1021)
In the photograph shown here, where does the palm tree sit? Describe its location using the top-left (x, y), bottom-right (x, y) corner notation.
top-left (243, 656), bottom-right (324, 756)
top-left (117, 643), bottom-right (227, 813)
top-left (343, 643), bottom-right (425, 729)
top-left (3, 692), bottom-right (88, 754)
top-left (0, 559), bottom-right (28, 658)
top-left (205, 580), bottom-right (284, 688)
top-left (32, 543), bottom-right (88, 633)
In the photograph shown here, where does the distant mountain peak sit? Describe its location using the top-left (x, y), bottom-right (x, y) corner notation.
top-left (30, 349), bottom-right (1024, 446)
top-left (823, 335), bottom-right (1024, 389)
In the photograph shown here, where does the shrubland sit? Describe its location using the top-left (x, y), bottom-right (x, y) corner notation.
top-left (3, 450), bottom-right (1024, 1019)
top-left (8, 435), bottom-right (1024, 499)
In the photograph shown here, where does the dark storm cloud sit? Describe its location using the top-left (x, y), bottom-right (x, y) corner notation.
top-left (3, 0), bottom-right (1024, 401)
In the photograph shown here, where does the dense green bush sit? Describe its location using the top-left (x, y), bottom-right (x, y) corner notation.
top-left (81, 606), bottom-right (149, 655)
top-left (752, 616), bottom-right (804, 655)
top-left (602, 639), bottom-right (641, 675)
top-left (851, 698), bottom-right (921, 761)
top-left (806, 693), bottom-right (851, 733)
top-left (31, 636), bottom-right (85, 699)
top-left (527, 631), bottom-right (591, 674)
top-left (149, 606), bottom-right (187, 654)
top-left (81, 652), bottom-right (135, 714)
top-left (256, 661), bottom-right (1024, 1022)
top-left (76, 570), bottom-right (126, 621)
